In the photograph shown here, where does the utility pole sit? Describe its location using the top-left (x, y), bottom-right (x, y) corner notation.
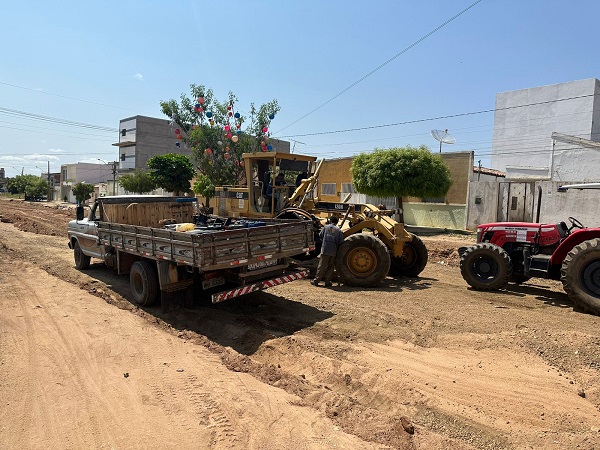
top-left (112, 161), bottom-right (117, 195)
top-left (47, 160), bottom-right (52, 201)
top-left (97, 158), bottom-right (118, 195)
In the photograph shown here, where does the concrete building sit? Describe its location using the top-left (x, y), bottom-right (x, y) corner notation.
top-left (114, 116), bottom-right (192, 171)
top-left (60, 163), bottom-right (114, 203)
top-left (491, 78), bottom-right (600, 181)
top-left (114, 115), bottom-right (291, 174)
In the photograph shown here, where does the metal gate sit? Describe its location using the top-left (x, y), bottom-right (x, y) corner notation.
top-left (497, 182), bottom-right (535, 222)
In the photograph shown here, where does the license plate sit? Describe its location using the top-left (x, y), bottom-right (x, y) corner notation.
top-left (202, 277), bottom-right (225, 290)
top-left (247, 259), bottom-right (278, 271)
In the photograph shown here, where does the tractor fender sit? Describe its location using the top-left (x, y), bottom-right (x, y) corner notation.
top-left (551, 229), bottom-right (600, 265)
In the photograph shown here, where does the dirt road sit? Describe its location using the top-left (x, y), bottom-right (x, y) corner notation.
top-left (1, 199), bottom-right (599, 449)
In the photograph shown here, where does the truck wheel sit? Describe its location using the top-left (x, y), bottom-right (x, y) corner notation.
top-left (335, 234), bottom-right (390, 287)
top-left (460, 243), bottom-right (512, 290)
top-left (388, 233), bottom-right (428, 277)
top-left (130, 260), bottom-right (159, 306)
top-left (73, 240), bottom-right (91, 270)
top-left (561, 238), bottom-right (600, 315)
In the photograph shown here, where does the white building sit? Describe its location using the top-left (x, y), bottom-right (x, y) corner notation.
top-left (491, 78), bottom-right (600, 181)
top-left (60, 163), bottom-right (115, 203)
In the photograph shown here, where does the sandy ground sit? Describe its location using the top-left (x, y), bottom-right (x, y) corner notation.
top-left (1, 198), bottom-right (599, 449)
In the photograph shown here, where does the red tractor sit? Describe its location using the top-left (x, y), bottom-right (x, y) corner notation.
top-left (459, 185), bottom-right (600, 315)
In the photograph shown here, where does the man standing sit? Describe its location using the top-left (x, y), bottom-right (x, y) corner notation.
top-left (311, 216), bottom-right (344, 287)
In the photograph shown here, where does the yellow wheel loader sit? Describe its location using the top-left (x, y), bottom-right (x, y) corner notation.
top-left (212, 152), bottom-right (428, 287)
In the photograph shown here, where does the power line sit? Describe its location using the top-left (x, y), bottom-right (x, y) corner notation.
top-left (0, 81), bottom-right (140, 112)
top-left (0, 107), bottom-right (117, 132)
top-left (275, 0), bottom-right (485, 134)
top-left (279, 93), bottom-right (596, 138)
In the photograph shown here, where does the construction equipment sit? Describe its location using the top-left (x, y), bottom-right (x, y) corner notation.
top-left (459, 184), bottom-right (600, 315)
top-left (213, 152), bottom-right (428, 287)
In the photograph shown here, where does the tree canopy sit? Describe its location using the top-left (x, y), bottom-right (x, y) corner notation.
top-left (72, 182), bottom-right (95, 204)
top-left (6, 174), bottom-right (49, 199)
top-left (192, 173), bottom-right (215, 205)
top-left (160, 84), bottom-right (280, 187)
top-left (147, 153), bottom-right (195, 195)
top-left (118, 170), bottom-right (157, 194)
top-left (351, 146), bottom-right (452, 199)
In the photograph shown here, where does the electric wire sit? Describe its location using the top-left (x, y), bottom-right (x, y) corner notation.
top-left (275, 0), bottom-right (485, 134)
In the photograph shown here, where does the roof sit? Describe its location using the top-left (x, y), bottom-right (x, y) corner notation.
top-left (473, 166), bottom-right (506, 177)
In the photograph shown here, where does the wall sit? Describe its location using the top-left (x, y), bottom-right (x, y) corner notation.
top-left (465, 181), bottom-right (502, 229)
top-left (438, 151), bottom-right (472, 204)
top-left (537, 181), bottom-right (600, 227)
top-left (403, 203), bottom-right (466, 229)
top-left (491, 78), bottom-right (600, 179)
top-left (466, 180), bottom-right (600, 229)
top-left (316, 152), bottom-right (472, 229)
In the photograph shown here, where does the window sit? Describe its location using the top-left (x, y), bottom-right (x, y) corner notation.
top-left (341, 183), bottom-right (354, 193)
top-left (321, 183), bottom-right (336, 196)
top-left (121, 128), bottom-right (126, 136)
top-left (121, 154), bottom-right (126, 161)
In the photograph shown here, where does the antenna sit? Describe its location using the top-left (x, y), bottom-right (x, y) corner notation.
top-left (431, 129), bottom-right (456, 153)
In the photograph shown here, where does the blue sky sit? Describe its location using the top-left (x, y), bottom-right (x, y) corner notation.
top-left (1, 0), bottom-right (599, 177)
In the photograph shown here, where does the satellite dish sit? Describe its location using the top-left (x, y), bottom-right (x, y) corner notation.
top-left (431, 129), bottom-right (456, 153)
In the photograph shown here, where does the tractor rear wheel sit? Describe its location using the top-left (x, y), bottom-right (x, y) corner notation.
top-left (460, 243), bottom-right (512, 290)
top-left (335, 234), bottom-right (390, 287)
top-left (130, 260), bottom-right (159, 306)
top-left (388, 233), bottom-right (428, 277)
top-left (561, 238), bottom-right (600, 315)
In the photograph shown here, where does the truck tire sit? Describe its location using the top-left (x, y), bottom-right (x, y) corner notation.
top-left (335, 234), bottom-right (390, 287)
top-left (561, 238), bottom-right (600, 315)
top-left (388, 233), bottom-right (428, 277)
top-left (460, 243), bottom-right (512, 290)
top-left (130, 260), bottom-right (159, 306)
top-left (73, 240), bottom-right (91, 270)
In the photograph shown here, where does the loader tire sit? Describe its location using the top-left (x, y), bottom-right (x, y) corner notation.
top-left (561, 238), bottom-right (600, 315)
top-left (130, 260), bottom-right (159, 306)
top-left (73, 240), bottom-right (91, 270)
top-left (460, 243), bottom-right (512, 290)
top-left (388, 233), bottom-right (428, 277)
top-left (335, 234), bottom-right (390, 287)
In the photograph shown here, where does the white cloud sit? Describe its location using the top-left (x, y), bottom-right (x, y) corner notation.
top-left (48, 148), bottom-right (65, 154)
top-left (24, 153), bottom-right (61, 161)
top-left (0, 154), bottom-right (61, 163)
top-left (133, 73), bottom-right (144, 81)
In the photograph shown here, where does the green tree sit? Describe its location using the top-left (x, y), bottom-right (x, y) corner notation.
top-left (72, 182), bottom-right (95, 205)
top-left (192, 173), bottom-right (215, 206)
top-left (147, 153), bottom-right (195, 195)
top-left (160, 84), bottom-right (280, 187)
top-left (118, 170), bottom-right (157, 194)
top-left (6, 174), bottom-right (48, 199)
top-left (351, 146), bottom-right (452, 222)
top-left (25, 178), bottom-right (49, 200)
top-left (6, 174), bottom-right (39, 195)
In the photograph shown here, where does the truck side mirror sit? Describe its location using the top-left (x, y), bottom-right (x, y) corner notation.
top-left (76, 205), bottom-right (84, 221)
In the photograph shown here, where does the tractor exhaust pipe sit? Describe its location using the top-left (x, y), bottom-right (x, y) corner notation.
top-left (535, 185), bottom-right (542, 223)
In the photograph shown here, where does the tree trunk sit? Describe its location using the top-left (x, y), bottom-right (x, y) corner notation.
top-left (396, 196), bottom-right (404, 223)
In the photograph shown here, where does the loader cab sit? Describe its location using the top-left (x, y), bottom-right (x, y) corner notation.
top-left (215, 152), bottom-right (317, 218)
